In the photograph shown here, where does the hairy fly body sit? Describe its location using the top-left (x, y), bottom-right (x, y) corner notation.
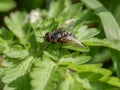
top-left (44, 19), bottom-right (84, 47)
top-left (44, 29), bottom-right (74, 43)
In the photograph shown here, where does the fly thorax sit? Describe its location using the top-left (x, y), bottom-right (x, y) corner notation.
top-left (62, 31), bottom-right (73, 37)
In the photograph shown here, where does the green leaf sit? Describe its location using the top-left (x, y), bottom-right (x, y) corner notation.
top-left (48, 0), bottom-right (65, 17)
top-left (45, 65), bottom-right (68, 90)
top-left (73, 69), bottom-right (120, 90)
top-left (0, 37), bottom-right (9, 54)
top-left (2, 56), bottom-right (33, 90)
top-left (5, 45), bottom-right (29, 59)
top-left (59, 74), bottom-right (84, 90)
top-left (69, 64), bottom-right (113, 79)
top-left (68, 63), bottom-right (120, 88)
top-left (0, 28), bottom-right (13, 40)
top-left (79, 72), bottom-right (103, 80)
top-left (83, 38), bottom-right (120, 51)
top-left (59, 52), bottom-right (91, 65)
top-left (104, 77), bottom-right (120, 87)
top-left (0, 0), bottom-right (16, 12)
top-left (81, 0), bottom-right (120, 39)
top-left (74, 25), bottom-right (100, 41)
top-left (69, 64), bottom-right (102, 73)
top-left (58, 74), bottom-right (74, 90)
top-left (30, 58), bottom-right (55, 90)
top-left (4, 11), bottom-right (26, 43)
top-left (81, 0), bottom-right (120, 78)
top-left (89, 80), bottom-right (120, 90)
top-left (110, 0), bottom-right (120, 26)
top-left (58, 3), bottom-right (83, 21)
top-left (63, 44), bottom-right (89, 52)
top-left (43, 51), bottom-right (58, 61)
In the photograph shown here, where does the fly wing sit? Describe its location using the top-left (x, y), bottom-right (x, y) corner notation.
top-left (58, 19), bottom-right (77, 31)
top-left (57, 19), bottom-right (84, 47)
top-left (66, 36), bottom-right (84, 47)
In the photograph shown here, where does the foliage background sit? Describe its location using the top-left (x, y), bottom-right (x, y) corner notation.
top-left (0, 0), bottom-right (120, 90)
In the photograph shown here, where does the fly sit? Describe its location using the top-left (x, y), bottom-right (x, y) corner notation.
top-left (44, 19), bottom-right (84, 47)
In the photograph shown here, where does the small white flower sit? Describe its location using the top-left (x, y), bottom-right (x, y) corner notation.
top-left (29, 10), bottom-right (40, 23)
top-left (24, 9), bottom-right (41, 24)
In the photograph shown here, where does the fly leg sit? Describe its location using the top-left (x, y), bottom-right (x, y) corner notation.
top-left (43, 43), bottom-right (50, 50)
top-left (58, 44), bottom-right (63, 59)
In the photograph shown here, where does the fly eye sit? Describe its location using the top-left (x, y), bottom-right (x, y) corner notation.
top-left (46, 32), bottom-right (50, 35)
top-left (44, 32), bottom-right (51, 42)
